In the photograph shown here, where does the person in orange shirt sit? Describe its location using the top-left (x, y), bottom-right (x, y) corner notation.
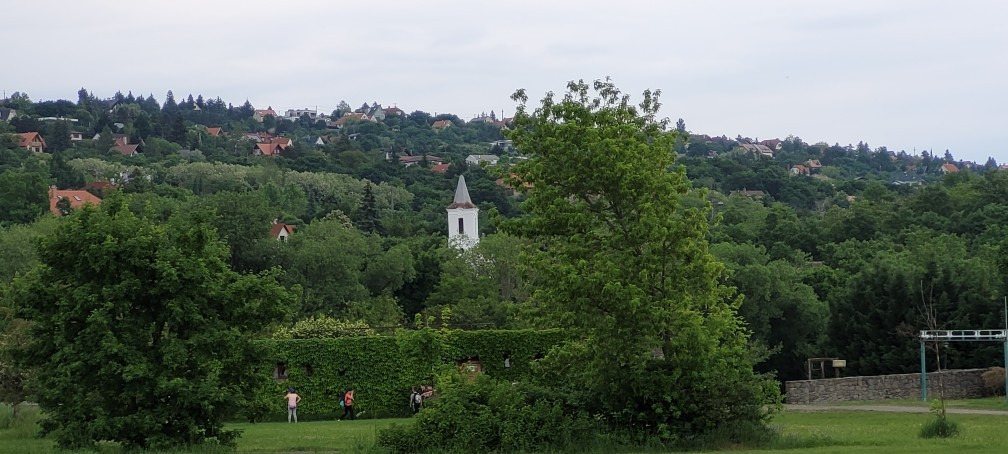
top-left (339, 387), bottom-right (355, 420)
top-left (284, 388), bottom-right (301, 423)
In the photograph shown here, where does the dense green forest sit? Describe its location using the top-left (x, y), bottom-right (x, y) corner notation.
top-left (1, 88), bottom-right (1006, 384)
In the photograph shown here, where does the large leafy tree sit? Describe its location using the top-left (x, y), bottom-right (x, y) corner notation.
top-left (505, 79), bottom-right (779, 440)
top-left (6, 196), bottom-right (294, 449)
top-left (0, 171), bottom-right (49, 227)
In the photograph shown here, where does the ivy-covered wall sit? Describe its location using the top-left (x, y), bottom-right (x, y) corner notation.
top-left (253, 329), bottom-right (566, 419)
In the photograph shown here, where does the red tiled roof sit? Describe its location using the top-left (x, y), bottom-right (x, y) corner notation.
top-left (206, 127), bottom-right (222, 137)
top-left (271, 137), bottom-right (293, 149)
top-left (255, 143), bottom-right (281, 156)
top-left (49, 188), bottom-right (101, 215)
top-left (941, 163), bottom-right (959, 173)
top-left (432, 120), bottom-right (452, 129)
top-left (270, 223), bottom-right (296, 238)
top-left (111, 144), bottom-right (139, 156)
top-left (431, 163), bottom-right (450, 173)
top-left (17, 132), bottom-right (45, 148)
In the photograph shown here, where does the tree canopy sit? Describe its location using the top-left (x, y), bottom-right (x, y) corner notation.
top-left (504, 79), bottom-right (778, 440)
top-left (6, 196), bottom-right (295, 449)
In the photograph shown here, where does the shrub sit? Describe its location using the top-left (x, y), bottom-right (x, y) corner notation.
top-left (919, 416), bottom-right (959, 438)
top-left (377, 373), bottom-right (599, 453)
top-left (981, 367), bottom-right (1005, 396)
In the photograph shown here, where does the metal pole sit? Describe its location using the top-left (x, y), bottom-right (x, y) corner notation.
top-left (920, 339), bottom-right (928, 401)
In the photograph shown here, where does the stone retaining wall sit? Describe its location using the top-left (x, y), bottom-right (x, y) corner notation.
top-left (784, 368), bottom-right (989, 404)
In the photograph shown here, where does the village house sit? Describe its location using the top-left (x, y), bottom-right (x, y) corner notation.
top-left (244, 132), bottom-right (272, 142)
top-left (271, 137), bottom-right (293, 150)
top-left (495, 173), bottom-right (533, 196)
top-left (254, 142), bottom-right (283, 156)
top-left (0, 107), bottom-right (16, 122)
top-left (739, 143), bottom-right (775, 158)
top-left (92, 132), bottom-right (130, 145)
top-left (759, 138), bottom-right (783, 151)
top-left (490, 139), bottom-right (513, 151)
top-left (368, 103), bottom-right (386, 122)
top-left (940, 163), bottom-right (959, 174)
top-left (110, 144), bottom-right (140, 157)
top-left (328, 112), bottom-right (375, 129)
top-left (49, 187), bottom-right (101, 216)
top-left (466, 154), bottom-right (499, 166)
top-left (383, 106), bottom-right (405, 117)
top-left (69, 131), bottom-right (85, 142)
top-left (431, 163), bottom-right (451, 173)
top-left (806, 160), bottom-right (823, 173)
top-left (205, 127), bottom-right (223, 137)
top-left (432, 120), bottom-right (453, 130)
top-left (790, 164), bottom-right (810, 176)
top-left (890, 175), bottom-right (924, 186)
top-left (270, 221), bottom-right (296, 241)
top-left (38, 116), bottom-right (78, 124)
top-left (252, 107), bottom-right (277, 122)
top-left (399, 155), bottom-right (446, 168)
top-left (17, 132), bottom-right (46, 152)
top-left (284, 108), bottom-right (319, 121)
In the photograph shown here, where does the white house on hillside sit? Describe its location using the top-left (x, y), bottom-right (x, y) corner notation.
top-left (465, 154), bottom-right (499, 166)
top-left (447, 175), bottom-right (479, 250)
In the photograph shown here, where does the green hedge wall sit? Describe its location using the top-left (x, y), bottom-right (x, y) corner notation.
top-left (253, 329), bottom-right (565, 419)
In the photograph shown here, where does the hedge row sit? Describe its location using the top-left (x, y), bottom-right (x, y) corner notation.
top-left (252, 329), bottom-right (566, 419)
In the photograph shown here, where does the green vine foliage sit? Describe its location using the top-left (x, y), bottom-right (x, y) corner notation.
top-left (271, 315), bottom-right (375, 339)
top-left (251, 329), bottom-right (564, 419)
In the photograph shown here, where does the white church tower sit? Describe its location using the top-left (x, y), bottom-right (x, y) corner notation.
top-left (447, 175), bottom-right (479, 250)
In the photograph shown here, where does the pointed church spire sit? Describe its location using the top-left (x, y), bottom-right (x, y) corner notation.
top-left (448, 175), bottom-right (477, 209)
top-left (446, 175), bottom-right (479, 250)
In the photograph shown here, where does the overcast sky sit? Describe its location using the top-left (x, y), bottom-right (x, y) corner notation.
top-left (7, 0), bottom-right (1007, 162)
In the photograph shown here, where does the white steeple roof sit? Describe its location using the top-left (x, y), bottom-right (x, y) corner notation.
top-left (447, 175), bottom-right (477, 209)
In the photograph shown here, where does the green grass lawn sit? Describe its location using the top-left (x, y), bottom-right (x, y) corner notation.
top-left (820, 396), bottom-right (1008, 411)
top-left (747, 410), bottom-right (1008, 453)
top-left (3, 404), bottom-right (1008, 453)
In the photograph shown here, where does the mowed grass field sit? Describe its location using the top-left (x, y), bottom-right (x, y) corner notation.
top-left (755, 411), bottom-right (1008, 453)
top-left (2, 404), bottom-right (1008, 453)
